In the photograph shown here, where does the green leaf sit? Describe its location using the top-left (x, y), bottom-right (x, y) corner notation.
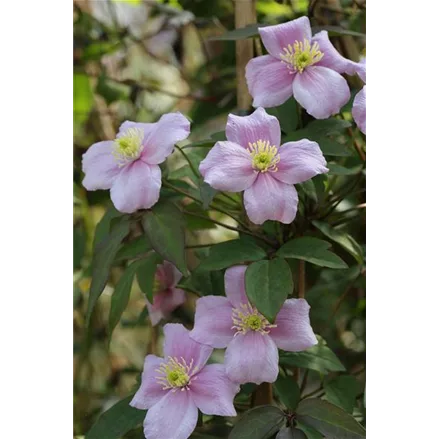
top-left (274, 374), bottom-right (300, 411)
top-left (279, 343), bottom-right (346, 374)
top-left (245, 258), bottom-right (293, 322)
top-left (323, 375), bottom-right (361, 413)
top-left (141, 201), bottom-right (188, 276)
top-left (312, 221), bottom-right (364, 264)
top-left (327, 164), bottom-right (363, 176)
top-left (74, 72), bottom-right (94, 130)
top-left (296, 423), bottom-right (323, 439)
top-left (186, 267), bottom-right (225, 297)
top-left (92, 206), bottom-right (123, 252)
top-left (298, 179), bottom-right (317, 203)
top-left (136, 253), bottom-right (162, 302)
top-left (277, 237), bottom-right (348, 269)
top-left (85, 395), bottom-right (146, 439)
top-left (197, 239), bottom-right (266, 271)
top-left (312, 25), bottom-right (366, 38)
top-left (276, 427), bottom-right (294, 439)
top-left (296, 399), bottom-right (366, 438)
top-left (114, 236), bottom-right (152, 263)
top-left (210, 131), bottom-right (226, 141)
top-left (305, 119), bottom-right (352, 137)
top-left (109, 259), bottom-right (144, 336)
top-left (209, 24), bottom-right (265, 41)
top-left (267, 98), bottom-right (298, 133)
top-left (96, 74), bottom-right (129, 104)
top-left (199, 181), bottom-right (217, 209)
top-left (86, 217), bottom-right (130, 324)
top-left (229, 406), bottom-right (285, 439)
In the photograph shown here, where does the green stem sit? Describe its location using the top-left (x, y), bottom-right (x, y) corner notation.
top-left (174, 144), bottom-right (200, 178)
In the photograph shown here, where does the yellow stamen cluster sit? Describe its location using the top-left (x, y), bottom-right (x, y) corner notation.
top-left (156, 356), bottom-right (198, 391)
top-left (247, 140), bottom-right (280, 173)
top-left (232, 303), bottom-right (277, 336)
top-left (280, 39), bottom-right (324, 74)
top-left (113, 127), bottom-right (144, 165)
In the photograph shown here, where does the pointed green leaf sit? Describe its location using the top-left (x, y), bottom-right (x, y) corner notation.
top-left (199, 181), bottom-right (217, 209)
top-left (274, 374), bottom-right (300, 411)
top-left (136, 253), bottom-right (162, 302)
top-left (114, 236), bottom-right (152, 263)
top-left (323, 375), bottom-right (361, 413)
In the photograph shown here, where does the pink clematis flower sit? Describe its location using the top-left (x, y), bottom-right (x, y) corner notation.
top-left (352, 58), bottom-right (366, 134)
top-left (131, 323), bottom-right (239, 439)
top-left (146, 261), bottom-right (186, 326)
top-left (246, 17), bottom-right (358, 119)
top-left (82, 113), bottom-right (190, 213)
top-left (199, 107), bottom-right (328, 224)
top-left (190, 266), bottom-right (318, 385)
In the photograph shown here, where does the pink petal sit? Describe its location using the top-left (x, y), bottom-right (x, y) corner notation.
top-left (274, 139), bottom-right (328, 185)
top-left (161, 288), bottom-right (186, 313)
top-left (270, 298), bottom-right (318, 351)
top-left (117, 120), bottom-right (155, 139)
top-left (352, 86), bottom-right (366, 134)
top-left (146, 288), bottom-right (186, 326)
top-left (146, 301), bottom-right (164, 326)
top-left (141, 112), bottom-right (190, 165)
top-left (259, 17), bottom-right (312, 59)
top-left (312, 31), bottom-right (359, 75)
top-left (355, 57), bottom-right (366, 82)
top-left (190, 364), bottom-right (239, 416)
top-left (225, 332), bottom-right (279, 384)
top-left (292, 66), bottom-right (350, 119)
top-left (163, 323), bottom-right (213, 371)
top-left (226, 107), bottom-right (282, 147)
top-left (143, 390), bottom-right (198, 439)
top-left (190, 296), bottom-right (234, 348)
top-left (246, 56), bottom-right (294, 108)
top-left (110, 160), bottom-right (161, 213)
top-left (82, 141), bottom-right (120, 190)
top-left (244, 173), bottom-right (298, 225)
top-left (199, 141), bottom-right (257, 192)
top-left (130, 355), bottom-right (166, 409)
top-left (224, 265), bottom-right (249, 308)
top-left (158, 261), bottom-right (182, 288)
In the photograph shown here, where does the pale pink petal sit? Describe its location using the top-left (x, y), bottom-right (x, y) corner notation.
top-left (143, 390), bottom-right (198, 439)
top-left (312, 31), bottom-right (359, 75)
top-left (274, 140), bottom-right (328, 185)
top-left (292, 66), bottom-right (350, 119)
top-left (146, 300), bottom-right (164, 326)
top-left (199, 141), bottom-right (256, 192)
top-left (82, 141), bottom-right (120, 190)
top-left (141, 112), bottom-right (190, 165)
top-left (244, 173), bottom-right (298, 225)
top-left (190, 364), bottom-right (239, 416)
top-left (224, 265), bottom-right (249, 308)
top-left (246, 56), bottom-right (294, 108)
top-left (110, 160), bottom-right (161, 213)
top-left (259, 17), bottom-right (312, 59)
top-left (163, 323), bottom-right (213, 371)
top-left (352, 86), bottom-right (366, 134)
top-left (130, 355), bottom-right (166, 409)
top-left (161, 288), bottom-right (186, 314)
top-left (225, 332), bottom-right (279, 384)
top-left (355, 57), bottom-right (366, 82)
top-left (270, 298), bottom-right (318, 351)
top-left (190, 296), bottom-right (234, 348)
top-left (117, 120), bottom-right (155, 139)
top-left (226, 107), bottom-right (282, 147)
top-left (158, 261), bottom-right (182, 288)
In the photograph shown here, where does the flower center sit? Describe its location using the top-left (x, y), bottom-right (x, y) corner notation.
top-left (155, 356), bottom-right (198, 391)
top-left (280, 39), bottom-right (324, 74)
top-left (231, 303), bottom-right (277, 336)
top-left (113, 127), bottom-right (144, 166)
top-left (247, 139), bottom-right (280, 173)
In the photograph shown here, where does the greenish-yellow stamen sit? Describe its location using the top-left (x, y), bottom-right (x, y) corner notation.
top-left (232, 303), bottom-right (277, 336)
top-left (280, 39), bottom-right (324, 74)
top-left (248, 139), bottom-right (280, 173)
top-left (155, 357), bottom-right (197, 391)
top-left (113, 127), bottom-right (144, 165)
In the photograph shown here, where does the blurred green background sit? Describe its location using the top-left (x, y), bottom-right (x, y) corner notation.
top-left (73, 1), bottom-right (365, 437)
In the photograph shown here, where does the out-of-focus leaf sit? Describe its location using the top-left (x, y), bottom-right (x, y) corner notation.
top-left (96, 74), bottom-right (130, 104)
top-left (276, 427), bottom-right (295, 439)
top-left (323, 375), bottom-right (361, 413)
top-left (312, 25), bottom-right (366, 38)
top-left (267, 98), bottom-right (298, 133)
top-left (74, 72), bottom-right (94, 129)
top-left (274, 374), bottom-right (300, 411)
top-left (82, 41), bottom-right (122, 61)
top-left (297, 179), bottom-right (317, 203)
top-left (296, 423), bottom-right (323, 439)
top-left (199, 181), bottom-right (217, 209)
top-left (327, 164), bottom-right (363, 176)
top-left (209, 24), bottom-right (265, 41)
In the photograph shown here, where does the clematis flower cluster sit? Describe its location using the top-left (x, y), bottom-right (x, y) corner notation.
top-left (82, 112), bottom-right (190, 213)
top-left (145, 261), bottom-right (186, 327)
top-left (199, 107), bottom-right (328, 224)
top-left (246, 16), bottom-right (359, 119)
top-left (130, 324), bottom-right (239, 439)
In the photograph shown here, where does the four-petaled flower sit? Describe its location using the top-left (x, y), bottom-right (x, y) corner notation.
top-left (199, 107), bottom-right (328, 224)
top-left (353, 58), bottom-right (366, 134)
top-left (146, 261), bottom-right (186, 326)
top-left (131, 324), bottom-right (239, 439)
top-left (82, 112), bottom-right (190, 213)
top-left (190, 266), bottom-right (318, 385)
top-left (246, 17), bottom-right (359, 119)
